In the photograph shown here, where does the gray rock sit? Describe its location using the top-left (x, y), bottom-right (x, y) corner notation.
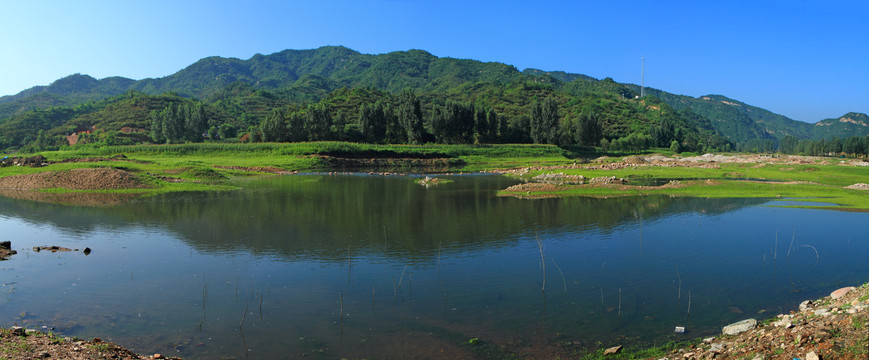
top-left (722, 318), bottom-right (756, 335)
top-left (710, 343), bottom-right (725, 352)
top-left (805, 351), bottom-right (819, 360)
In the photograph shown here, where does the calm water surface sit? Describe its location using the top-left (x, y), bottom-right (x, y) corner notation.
top-left (0, 175), bottom-right (867, 359)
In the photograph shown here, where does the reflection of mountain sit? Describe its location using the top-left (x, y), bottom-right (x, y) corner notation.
top-left (0, 176), bottom-right (766, 260)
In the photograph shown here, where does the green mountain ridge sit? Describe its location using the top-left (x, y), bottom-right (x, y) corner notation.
top-left (0, 46), bottom-right (866, 150)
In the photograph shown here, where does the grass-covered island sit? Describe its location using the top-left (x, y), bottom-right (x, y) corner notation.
top-left (0, 142), bottom-right (867, 210)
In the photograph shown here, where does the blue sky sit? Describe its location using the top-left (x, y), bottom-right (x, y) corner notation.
top-left (1, 0), bottom-right (866, 122)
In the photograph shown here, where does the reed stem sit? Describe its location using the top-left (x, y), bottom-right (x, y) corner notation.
top-left (398, 264), bottom-right (408, 291)
top-left (551, 257), bottom-right (567, 295)
top-left (800, 244), bottom-right (819, 260)
top-left (687, 291), bottom-right (692, 319)
top-left (774, 230), bottom-right (778, 260)
top-left (535, 232), bottom-right (545, 293)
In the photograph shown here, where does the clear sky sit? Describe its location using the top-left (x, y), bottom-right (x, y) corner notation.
top-left (1, 0), bottom-right (866, 123)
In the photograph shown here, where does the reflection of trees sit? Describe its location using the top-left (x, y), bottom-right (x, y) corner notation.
top-left (0, 176), bottom-right (766, 261)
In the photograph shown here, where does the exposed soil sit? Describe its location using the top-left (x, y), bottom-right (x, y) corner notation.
top-left (212, 165), bottom-right (293, 174)
top-left (0, 328), bottom-right (179, 360)
top-left (0, 168), bottom-right (150, 191)
top-left (845, 183), bottom-right (869, 190)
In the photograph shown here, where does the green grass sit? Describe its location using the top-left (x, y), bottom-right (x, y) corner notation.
top-left (576, 340), bottom-right (699, 360)
top-left (503, 161), bottom-right (869, 211)
top-left (4, 145), bottom-right (868, 210)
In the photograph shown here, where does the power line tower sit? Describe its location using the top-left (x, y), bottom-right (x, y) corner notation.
top-left (641, 57), bottom-right (645, 98)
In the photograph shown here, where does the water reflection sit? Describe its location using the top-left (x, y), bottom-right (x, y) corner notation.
top-left (0, 175), bottom-right (865, 359)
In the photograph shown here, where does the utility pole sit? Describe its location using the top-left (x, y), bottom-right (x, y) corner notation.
top-left (641, 57), bottom-right (645, 98)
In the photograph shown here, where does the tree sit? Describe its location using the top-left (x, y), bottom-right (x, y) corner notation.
top-left (360, 102), bottom-right (386, 143)
top-left (669, 140), bottom-right (682, 154)
top-left (778, 135), bottom-right (798, 154)
top-left (305, 104), bottom-right (332, 141)
top-left (149, 110), bottom-right (165, 144)
top-left (260, 109), bottom-right (288, 142)
top-left (530, 97), bottom-right (559, 144)
top-left (576, 112), bottom-right (603, 146)
top-left (487, 109), bottom-right (500, 143)
top-left (474, 107), bottom-right (488, 143)
top-left (397, 89), bottom-right (424, 144)
top-left (218, 124), bottom-right (237, 139)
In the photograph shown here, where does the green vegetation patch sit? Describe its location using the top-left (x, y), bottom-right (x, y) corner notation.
top-left (503, 161), bottom-right (869, 210)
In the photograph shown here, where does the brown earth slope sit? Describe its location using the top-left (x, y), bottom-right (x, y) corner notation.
top-left (0, 168), bottom-right (149, 190)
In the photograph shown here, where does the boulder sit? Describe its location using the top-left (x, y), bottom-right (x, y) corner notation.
top-left (830, 287), bottom-right (855, 300)
top-left (0, 241), bottom-right (10, 250)
top-left (722, 318), bottom-right (756, 335)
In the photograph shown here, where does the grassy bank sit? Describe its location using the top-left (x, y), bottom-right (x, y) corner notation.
top-left (2, 143), bottom-right (867, 210)
top-left (0, 142), bottom-right (572, 194)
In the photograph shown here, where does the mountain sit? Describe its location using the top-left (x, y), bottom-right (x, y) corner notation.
top-left (812, 112), bottom-right (869, 140)
top-left (0, 46), bottom-right (865, 150)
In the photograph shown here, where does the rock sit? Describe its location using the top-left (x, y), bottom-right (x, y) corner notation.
top-left (603, 345), bottom-right (622, 355)
top-left (722, 318), bottom-right (756, 335)
top-left (154, 354), bottom-right (165, 359)
top-left (710, 343), bottom-right (725, 353)
top-left (0, 241), bottom-right (10, 250)
top-left (830, 287), bottom-right (855, 300)
top-left (799, 300), bottom-right (813, 312)
top-left (814, 308), bottom-right (831, 317)
top-left (772, 314), bottom-right (792, 327)
top-left (11, 326), bottom-right (26, 336)
top-left (702, 337), bottom-right (715, 343)
top-left (83, 247), bottom-right (91, 255)
top-left (806, 351), bottom-right (820, 360)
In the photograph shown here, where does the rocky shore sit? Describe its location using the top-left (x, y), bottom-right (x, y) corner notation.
top-left (651, 283), bottom-right (869, 360)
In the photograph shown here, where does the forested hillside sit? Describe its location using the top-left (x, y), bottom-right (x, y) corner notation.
top-left (0, 46), bottom-right (866, 155)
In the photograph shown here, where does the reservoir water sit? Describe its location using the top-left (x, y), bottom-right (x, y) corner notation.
top-left (1, 175), bottom-right (866, 359)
